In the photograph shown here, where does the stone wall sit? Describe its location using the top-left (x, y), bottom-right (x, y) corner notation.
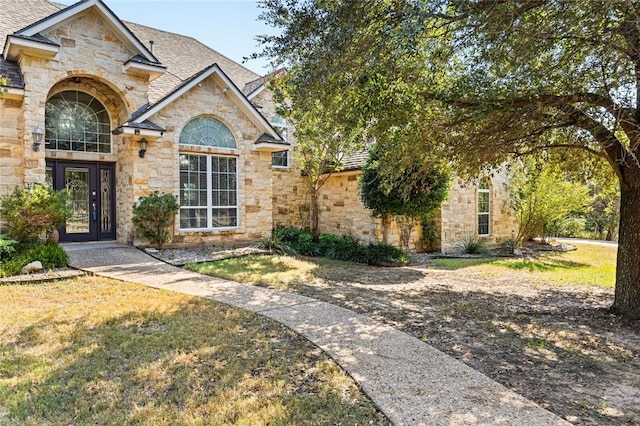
top-left (438, 172), bottom-right (518, 252)
top-left (0, 97), bottom-right (24, 196)
top-left (139, 73), bottom-right (275, 247)
top-left (272, 163), bottom-right (518, 252)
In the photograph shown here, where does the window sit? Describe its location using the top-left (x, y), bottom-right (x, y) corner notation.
top-left (179, 154), bottom-right (238, 229)
top-left (270, 114), bottom-right (288, 141)
top-left (179, 116), bottom-right (237, 148)
top-left (272, 151), bottom-right (289, 168)
top-left (478, 179), bottom-right (490, 236)
top-left (45, 91), bottom-right (111, 153)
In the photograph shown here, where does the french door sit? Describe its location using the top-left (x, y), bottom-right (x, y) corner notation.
top-left (47, 161), bottom-right (116, 242)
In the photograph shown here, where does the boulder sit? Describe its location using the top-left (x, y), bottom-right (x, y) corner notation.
top-left (21, 261), bottom-right (43, 274)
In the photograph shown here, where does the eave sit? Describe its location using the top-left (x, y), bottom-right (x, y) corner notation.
top-left (3, 36), bottom-right (59, 61)
top-left (123, 60), bottom-right (167, 81)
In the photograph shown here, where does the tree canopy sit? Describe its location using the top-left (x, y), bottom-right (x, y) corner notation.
top-left (257, 0), bottom-right (640, 318)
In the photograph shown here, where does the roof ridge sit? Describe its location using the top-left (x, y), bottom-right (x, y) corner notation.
top-left (123, 20), bottom-right (261, 80)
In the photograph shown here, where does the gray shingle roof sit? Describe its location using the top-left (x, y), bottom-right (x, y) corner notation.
top-left (0, 0), bottom-right (263, 103)
top-left (341, 151), bottom-right (369, 171)
top-left (0, 57), bottom-right (24, 88)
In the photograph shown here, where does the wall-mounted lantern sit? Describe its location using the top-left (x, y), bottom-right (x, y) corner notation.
top-left (32, 126), bottom-right (44, 151)
top-left (138, 138), bottom-right (148, 158)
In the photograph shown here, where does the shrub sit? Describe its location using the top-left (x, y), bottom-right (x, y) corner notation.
top-left (0, 185), bottom-right (71, 243)
top-left (0, 242), bottom-right (68, 277)
top-left (362, 242), bottom-right (410, 265)
top-left (0, 235), bottom-right (17, 261)
top-left (31, 243), bottom-right (69, 269)
top-left (132, 191), bottom-right (179, 248)
top-left (460, 235), bottom-right (489, 255)
top-left (269, 227), bottom-right (409, 265)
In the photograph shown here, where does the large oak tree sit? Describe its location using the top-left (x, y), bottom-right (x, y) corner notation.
top-left (257, 0), bottom-right (640, 318)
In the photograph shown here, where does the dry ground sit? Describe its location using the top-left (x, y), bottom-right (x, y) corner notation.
top-left (253, 256), bottom-right (640, 425)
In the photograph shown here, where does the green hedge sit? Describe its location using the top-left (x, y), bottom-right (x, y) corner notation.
top-left (0, 242), bottom-right (69, 278)
top-left (268, 227), bottom-right (409, 266)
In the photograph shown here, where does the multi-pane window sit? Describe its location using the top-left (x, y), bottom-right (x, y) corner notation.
top-left (45, 91), bottom-right (111, 153)
top-left (272, 151), bottom-right (289, 168)
top-left (179, 117), bottom-right (239, 230)
top-left (270, 115), bottom-right (290, 167)
top-left (478, 179), bottom-right (490, 236)
top-left (270, 114), bottom-right (288, 141)
top-left (179, 154), bottom-right (238, 229)
top-left (179, 117), bottom-right (237, 148)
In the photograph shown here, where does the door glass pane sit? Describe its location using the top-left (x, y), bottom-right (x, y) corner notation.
top-left (65, 167), bottom-right (90, 233)
top-left (100, 169), bottom-right (112, 233)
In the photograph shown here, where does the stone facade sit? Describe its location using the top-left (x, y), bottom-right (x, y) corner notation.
top-left (1, 0), bottom-right (518, 251)
top-left (272, 164), bottom-right (518, 253)
top-left (1, 1), bottom-right (284, 247)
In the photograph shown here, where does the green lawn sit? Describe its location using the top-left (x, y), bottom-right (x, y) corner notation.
top-left (0, 277), bottom-right (388, 425)
top-left (428, 243), bottom-right (617, 287)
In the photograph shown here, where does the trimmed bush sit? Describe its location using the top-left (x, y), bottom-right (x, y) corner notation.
top-left (132, 191), bottom-right (179, 248)
top-left (0, 185), bottom-right (71, 243)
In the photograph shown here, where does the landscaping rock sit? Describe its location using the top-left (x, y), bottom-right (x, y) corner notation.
top-left (21, 261), bottom-right (43, 274)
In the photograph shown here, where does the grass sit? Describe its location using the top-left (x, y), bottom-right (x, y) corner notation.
top-left (186, 254), bottom-right (339, 290)
top-left (428, 243), bottom-right (617, 287)
top-left (0, 276), bottom-right (388, 425)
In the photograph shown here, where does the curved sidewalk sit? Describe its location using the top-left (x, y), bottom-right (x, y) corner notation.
top-left (66, 243), bottom-right (569, 426)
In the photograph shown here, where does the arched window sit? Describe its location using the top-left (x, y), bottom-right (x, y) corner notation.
top-left (179, 117), bottom-right (237, 149)
top-left (178, 117), bottom-right (238, 230)
top-left (45, 91), bottom-right (111, 153)
top-left (478, 179), bottom-right (490, 236)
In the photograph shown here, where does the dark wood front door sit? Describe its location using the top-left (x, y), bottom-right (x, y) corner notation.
top-left (47, 161), bottom-right (116, 242)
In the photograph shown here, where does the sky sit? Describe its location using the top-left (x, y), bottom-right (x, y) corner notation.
top-left (56, 0), bottom-right (280, 75)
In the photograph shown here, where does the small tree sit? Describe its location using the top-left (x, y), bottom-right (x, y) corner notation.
top-left (509, 158), bottom-right (590, 247)
top-left (271, 73), bottom-right (365, 242)
top-left (132, 191), bottom-right (179, 248)
top-left (360, 140), bottom-right (450, 250)
top-left (0, 185), bottom-right (71, 243)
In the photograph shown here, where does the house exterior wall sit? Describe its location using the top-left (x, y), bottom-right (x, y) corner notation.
top-left (1, 7), bottom-right (279, 247)
top-left (0, 97), bottom-right (24, 197)
top-left (272, 164), bottom-right (518, 252)
top-left (439, 174), bottom-right (518, 252)
top-left (140, 75), bottom-right (274, 247)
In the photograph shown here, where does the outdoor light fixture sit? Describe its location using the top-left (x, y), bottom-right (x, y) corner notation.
top-left (138, 138), bottom-right (148, 158)
top-left (32, 126), bottom-right (43, 151)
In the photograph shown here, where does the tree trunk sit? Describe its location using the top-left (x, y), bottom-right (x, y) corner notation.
top-left (610, 185), bottom-right (640, 319)
top-left (310, 188), bottom-right (320, 242)
top-left (382, 213), bottom-right (390, 244)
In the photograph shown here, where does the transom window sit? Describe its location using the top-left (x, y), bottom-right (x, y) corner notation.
top-left (179, 117), bottom-right (237, 148)
top-left (45, 91), bottom-right (111, 153)
top-left (478, 179), bottom-right (490, 236)
top-left (179, 154), bottom-right (238, 229)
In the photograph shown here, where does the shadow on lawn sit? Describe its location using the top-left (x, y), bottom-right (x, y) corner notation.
top-left (2, 298), bottom-right (387, 425)
top-left (290, 273), bottom-right (640, 425)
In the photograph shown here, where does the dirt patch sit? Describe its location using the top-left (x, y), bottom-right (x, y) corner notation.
top-left (280, 259), bottom-right (640, 425)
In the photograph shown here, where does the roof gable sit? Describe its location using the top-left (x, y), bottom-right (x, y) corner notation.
top-left (130, 63), bottom-right (283, 142)
top-left (11, 0), bottom-right (160, 64)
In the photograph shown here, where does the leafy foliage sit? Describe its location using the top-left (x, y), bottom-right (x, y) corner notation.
top-left (0, 235), bottom-right (17, 261)
top-left (256, 0), bottom-right (640, 316)
top-left (0, 243), bottom-right (68, 277)
top-left (0, 185), bottom-right (71, 243)
top-left (132, 191), bottom-right (179, 248)
top-left (509, 158), bottom-right (590, 246)
top-left (264, 227), bottom-right (409, 265)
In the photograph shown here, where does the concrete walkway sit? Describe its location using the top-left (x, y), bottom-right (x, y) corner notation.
top-left (66, 243), bottom-right (569, 426)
